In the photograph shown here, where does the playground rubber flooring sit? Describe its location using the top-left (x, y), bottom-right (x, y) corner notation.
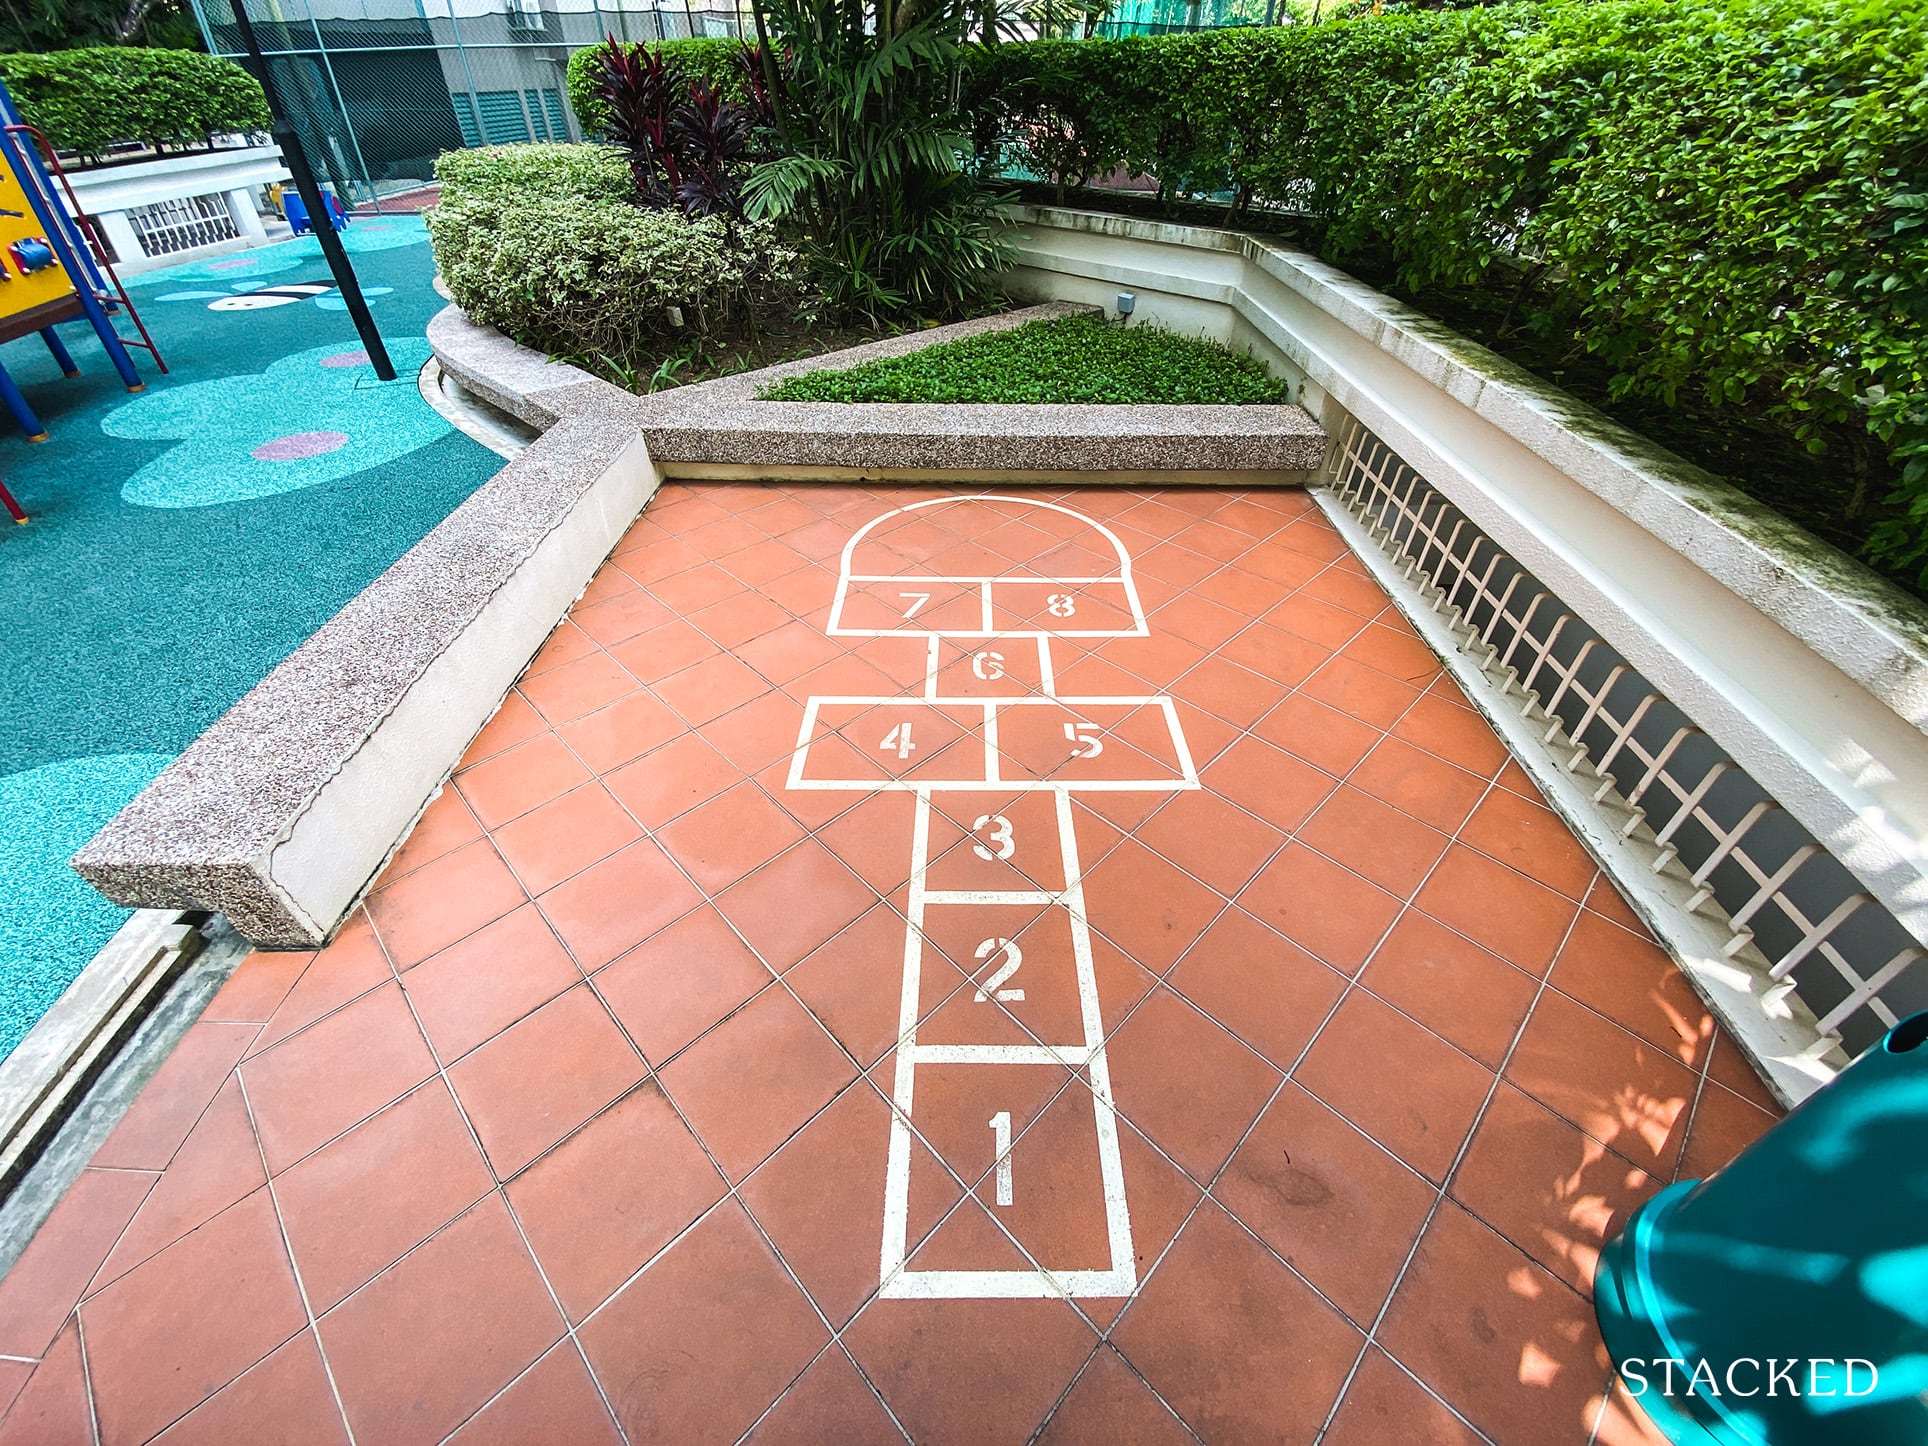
top-left (0, 483), bottom-right (1781, 1444)
top-left (0, 216), bottom-right (501, 1058)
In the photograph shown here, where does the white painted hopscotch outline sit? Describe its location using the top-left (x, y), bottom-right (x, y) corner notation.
top-left (787, 495), bottom-right (1198, 1301)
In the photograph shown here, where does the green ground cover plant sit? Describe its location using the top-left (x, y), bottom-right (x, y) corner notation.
top-left (759, 314), bottom-right (1286, 403)
top-left (961, 0), bottom-right (1928, 591)
top-left (0, 47), bottom-right (268, 159)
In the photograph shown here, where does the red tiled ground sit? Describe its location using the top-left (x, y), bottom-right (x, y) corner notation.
top-left (0, 484), bottom-right (1782, 1445)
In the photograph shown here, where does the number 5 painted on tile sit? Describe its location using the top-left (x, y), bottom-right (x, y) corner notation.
top-left (1065, 721), bottom-right (1104, 758)
top-left (989, 1111), bottom-right (1013, 1207)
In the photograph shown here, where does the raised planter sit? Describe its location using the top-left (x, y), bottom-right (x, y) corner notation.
top-left (65, 145), bottom-right (289, 275)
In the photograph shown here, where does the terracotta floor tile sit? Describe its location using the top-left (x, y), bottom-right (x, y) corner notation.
top-left (719, 536), bottom-right (812, 587)
top-left (365, 839), bottom-right (526, 971)
top-left (1215, 1083), bottom-right (1434, 1326)
top-left (276, 1081), bottom-right (495, 1312)
top-left (570, 584), bottom-right (673, 649)
top-left (462, 691), bottom-right (548, 767)
top-left (95, 1078), bottom-right (263, 1291)
top-left (779, 903), bottom-right (914, 1070)
top-left (92, 1018), bottom-right (258, 1169)
top-left (448, 984), bottom-right (644, 1177)
top-left (245, 914), bottom-right (392, 1056)
top-left (604, 729), bottom-right (743, 830)
top-left (1415, 846), bottom-right (1580, 978)
top-left (1378, 1202), bottom-right (1611, 1446)
top-left (713, 839), bottom-right (880, 973)
top-left (1132, 789), bottom-right (1287, 900)
top-left (1322, 1347), bottom-right (1484, 1446)
top-left (1079, 839), bottom-right (1229, 975)
top-left (1298, 787), bottom-right (1453, 899)
top-left (1172, 651), bottom-right (1293, 728)
top-left (735, 619), bottom-right (845, 688)
top-left (454, 734), bottom-right (592, 831)
top-left (0, 1354), bottom-right (30, 1421)
top-left (816, 793), bottom-right (918, 898)
top-left (1359, 912), bottom-right (1539, 1070)
top-left (1705, 1031), bottom-right (1781, 1113)
top-left (650, 555), bottom-right (749, 611)
top-left (704, 690), bottom-right (814, 775)
top-left (400, 904), bottom-right (580, 1064)
top-left (691, 591), bottom-right (793, 650)
top-left (523, 619), bottom-right (598, 679)
top-left (1505, 991), bottom-right (1696, 1177)
top-left (1449, 1083), bottom-right (1657, 1299)
top-left (243, 984), bottom-right (436, 1174)
top-left (1392, 692), bottom-right (1511, 779)
top-left (320, 1196), bottom-right (565, 1446)
top-left (1303, 654), bottom-right (1424, 728)
top-left (1266, 591), bottom-right (1372, 651)
top-left (1584, 873), bottom-right (1646, 933)
top-left (1349, 736), bottom-right (1490, 834)
top-left (536, 837), bottom-right (705, 971)
top-left (1238, 844), bottom-right (1404, 975)
top-left (1252, 693), bottom-right (1382, 778)
top-left (1459, 786), bottom-right (1597, 901)
top-left (1034, 1346), bottom-right (1194, 1446)
top-left (381, 787), bottom-right (484, 885)
top-left (655, 651), bottom-right (775, 727)
top-left (1164, 907), bottom-right (1347, 1069)
top-left (0, 1324), bottom-right (90, 1446)
top-left (1297, 990), bottom-right (1494, 1183)
top-left (737, 1079), bottom-right (947, 1328)
top-left (150, 1330), bottom-right (348, 1446)
top-left (744, 1346), bottom-right (902, 1445)
top-left (81, 1189), bottom-right (307, 1446)
top-left (1199, 735), bottom-right (1339, 834)
top-left (1107, 988), bottom-right (1281, 1184)
top-left (507, 1081), bottom-right (727, 1321)
top-left (1549, 911), bottom-right (1712, 1068)
top-left (520, 651), bottom-right (639, 729)
top-left (656, 781), bottom-right (807, 894)
top-left (1301, 561), bottom-right (1390, 617)
top-left (1344, 620), bottom-right (1441, 685)
top-left (844, 1295), bottom-right (1097, 1446)
top-left (579, 1202), bottom-right (828, 1443)
top-left (489, 782), bottom-right (643, 896)
top-left (0, 1167), bottom-right (155, 1358)
top-left (1676, 1080), bottom-right (1777, 1182)
top-left (596, 905), bottom-right (774, 1064)
top-left (444, 1343), bottom-right (621, 1446)
top-left (606, 617), bottom-right (722, 684)
top-left (554, 690), bottom-right (685, 775)
top-left (200, 949), bottom-right (309, 1026)
top-left (1112, 1200), bottom-right (1362, 1444)
top-left (1592, 1378), bottom-right (1674, 1446)
top-left (659, 985), bottom-right (857, 1181)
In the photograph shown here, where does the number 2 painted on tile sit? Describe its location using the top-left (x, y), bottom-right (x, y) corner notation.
top-left (974, 937), bottom-right (1024, 1002)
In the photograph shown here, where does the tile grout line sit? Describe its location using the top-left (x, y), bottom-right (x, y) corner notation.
top-left (233, 1070), bottom-right (361, 1446)
top-left (72, 1309), bottom-right (102, 1446)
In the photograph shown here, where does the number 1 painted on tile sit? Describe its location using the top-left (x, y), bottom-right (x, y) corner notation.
top-left (989, 1110), bottom-right (1013, 1207)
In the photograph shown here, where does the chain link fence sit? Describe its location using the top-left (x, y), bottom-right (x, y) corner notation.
top-left (188, 0), bottom-right (759, 209)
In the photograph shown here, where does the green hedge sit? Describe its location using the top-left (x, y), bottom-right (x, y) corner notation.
top-left (964, 2), bottom-right (1928, 584)
top-left (427, 142), bottom-right (808, 379)
top-left (0, 47), bottom-right (269, 158)
top-left (563, 37), bottom-right (752, 138)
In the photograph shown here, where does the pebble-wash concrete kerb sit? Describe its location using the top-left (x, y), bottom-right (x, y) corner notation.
top-left (74, 302), bottom-right (1327, 949)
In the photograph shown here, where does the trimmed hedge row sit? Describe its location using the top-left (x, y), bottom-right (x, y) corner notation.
top-left (0, 47), bottom-right (269, 158)
top-left (563, 36), bottom-right (752, 138)
top-left (963, 2), bottom-right (1928, 584)
top-left (427, 143), bottom-right (808, 378)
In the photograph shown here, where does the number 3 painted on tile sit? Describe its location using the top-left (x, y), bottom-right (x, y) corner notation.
top-left (972, 814), bottom-right (1014, 861)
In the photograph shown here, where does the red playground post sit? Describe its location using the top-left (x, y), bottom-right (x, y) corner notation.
top-left (0, 475), bottom-right (24, 523)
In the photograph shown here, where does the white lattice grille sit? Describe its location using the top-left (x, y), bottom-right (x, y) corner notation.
top-left (1327, 419), bottom-right (1927, 1064)
top-left (127, 193), bottom-right (239, 257)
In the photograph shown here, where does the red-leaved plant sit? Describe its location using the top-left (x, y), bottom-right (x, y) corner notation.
top-left (591, 38), bottom-right (773, 219)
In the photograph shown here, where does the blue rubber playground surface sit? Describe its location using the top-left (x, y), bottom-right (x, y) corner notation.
top-left (0, 214), bottom-right (502, 1059)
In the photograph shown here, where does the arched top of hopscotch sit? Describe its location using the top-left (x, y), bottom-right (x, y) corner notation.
top-left (828, 494), bottom-right (1149, 639)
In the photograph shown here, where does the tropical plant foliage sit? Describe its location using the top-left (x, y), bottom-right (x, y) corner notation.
top-left (586, 36), bottom-right (771, 217)
top-left (760, 313), bottom-right (1286, 402)
top-left (962, 0), bottom-right (1928, 588)
top-left (742, 0), bottom-right (1011, 321)
top-left (565, 36), bottom-right (753, 138)
top-left (0, 46), bottom-right (266, 158)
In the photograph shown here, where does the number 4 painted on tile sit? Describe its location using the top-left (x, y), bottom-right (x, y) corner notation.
top-left (881, 723), bottom-right (916, 759)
